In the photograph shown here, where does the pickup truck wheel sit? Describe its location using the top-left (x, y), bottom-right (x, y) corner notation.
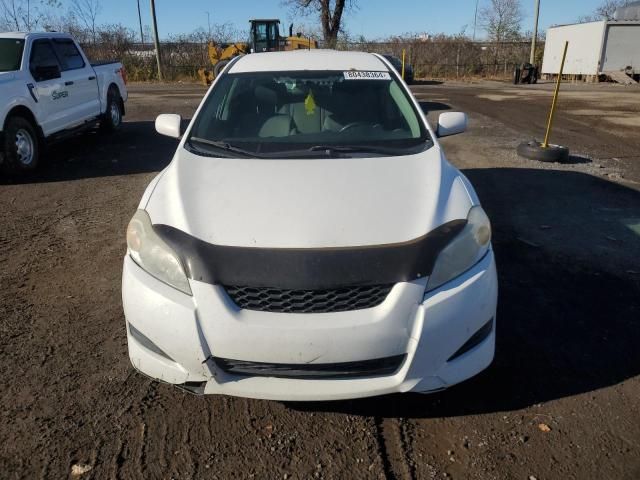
top-left (2, 116), bottom-right (39, 173)
top-left (101, 87), bottom-right (122, 132)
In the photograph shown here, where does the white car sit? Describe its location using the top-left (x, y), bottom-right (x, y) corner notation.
top-left (0, 32), bottom-right (127, 173)
top-left (122, 50), bottom-right (498, 401)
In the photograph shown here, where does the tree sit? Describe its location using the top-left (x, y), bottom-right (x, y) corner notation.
top-left (578, 0), bottom-right (633, 22)
top-left (71, 0), bottom-right (101, 43)
top-left (0, 0), bottom-right (60, 31)
top-left (283, 0), bottom-right (357, 48)
top-left (480, 0), bottom-right (523, 44)
top-left (0, 0), bottom-right (32, 30)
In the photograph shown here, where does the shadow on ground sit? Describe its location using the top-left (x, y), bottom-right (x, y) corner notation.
top-left (0, 121), bottom-right (181, 185)
top-left (290, 169), bottom-right (640, 418)
top-left (419, 101), bottom-right (452, 115)
top-left (412, 80), bottom-right (444, 86)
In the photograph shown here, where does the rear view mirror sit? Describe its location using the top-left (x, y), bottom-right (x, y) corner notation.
top-left (155, 114), bottom-right (182, 139)
top-left (34, 64), bottom-right (61, 82)
top-left (437, 112), bottom-right (468, 137)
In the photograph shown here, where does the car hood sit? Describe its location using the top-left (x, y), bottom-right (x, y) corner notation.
top-left (145, 145), bottom-right (472, 248)
top-left (0, 71), bottom-right (16, 83)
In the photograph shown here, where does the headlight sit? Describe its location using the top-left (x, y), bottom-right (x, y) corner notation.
top-left (126, 210), bottom-right (192, 295)
top-left (426, 206), bottom-right (491, 292)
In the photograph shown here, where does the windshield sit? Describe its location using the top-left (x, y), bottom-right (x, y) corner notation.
top-left (0, 39), bottom-right (25, 72)
top-left (187, 69), bottom-right (431, 158)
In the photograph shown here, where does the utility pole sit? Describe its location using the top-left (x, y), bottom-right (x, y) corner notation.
top-left (137, 0), bottom-right (145, 43)
top-left (473, 0), bottom-right (480, 41)
top-left (206, 11), bottom-right (211, 40)
top-left (530, 0), bottom-right (541, 65)
top-left (27, 0), bottom-right (30, 30)
top-left (150, 0), bottom-right (163, 81)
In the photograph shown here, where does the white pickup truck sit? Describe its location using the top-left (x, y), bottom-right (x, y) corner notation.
top-left (0, 32), bottom-right (128, 173)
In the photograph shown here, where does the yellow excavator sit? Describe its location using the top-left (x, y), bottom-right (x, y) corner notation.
top-left (198, 19), bottom-right (318, 85)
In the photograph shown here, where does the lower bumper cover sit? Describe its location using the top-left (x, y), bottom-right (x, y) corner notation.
top-left (122, 250), bottom-right (498, 401)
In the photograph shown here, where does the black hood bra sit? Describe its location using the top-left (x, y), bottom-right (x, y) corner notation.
top-left (154, 220), bottom-right (466, 290)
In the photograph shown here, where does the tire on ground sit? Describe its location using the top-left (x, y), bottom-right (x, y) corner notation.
top-left (517, 140), bottom-right (570, 163)
top-left (101, 86), bottom-right (123, 132)
top-left (1, 116), bottom-right (40, 174)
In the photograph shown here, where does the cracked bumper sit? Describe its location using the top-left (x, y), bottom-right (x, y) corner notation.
top-left (122, 251), bottom-right (497, 401)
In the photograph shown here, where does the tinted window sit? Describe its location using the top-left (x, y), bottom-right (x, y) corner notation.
top-left (0, 39), bottom-right (24, 72)
top-left (188, 70), bottom-right (430, 157)
top-left (53, 39), bottom-right (85, 70)
top-left (29, 40), bottom-right (61, 81)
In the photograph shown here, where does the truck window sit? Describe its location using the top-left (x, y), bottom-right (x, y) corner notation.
top-left (52, 39), bottom-right (85, 71)
top-left (0, 39), bottom-right (24, 72)
top-left (29, 40), bottom-right (61, 81)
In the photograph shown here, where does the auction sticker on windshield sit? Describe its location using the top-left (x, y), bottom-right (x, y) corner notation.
top-left (344, 71), bottom-right (391, 80)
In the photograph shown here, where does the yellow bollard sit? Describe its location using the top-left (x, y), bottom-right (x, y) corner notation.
top-left (542, 41), bottom-right (569, 148)
top-left (402, 49), bottom-right (406, 80)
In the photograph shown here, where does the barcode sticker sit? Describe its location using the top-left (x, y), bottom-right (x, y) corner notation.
top-left (343, 71), bottom-right (391, 80)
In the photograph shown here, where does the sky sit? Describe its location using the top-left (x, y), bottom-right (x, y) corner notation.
top-left (93, 0), bottom-right (607, 40)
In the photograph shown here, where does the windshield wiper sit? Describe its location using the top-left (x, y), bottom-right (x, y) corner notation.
top-left (262, 144), bottom-right (421, 159)
top-left (308, 144), bottom-right (420, 155)
top-left (188, 137), bottom-right (262, 158)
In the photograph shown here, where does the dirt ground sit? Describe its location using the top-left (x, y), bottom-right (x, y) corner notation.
top-left (1, 80), bottom-right (639, 480)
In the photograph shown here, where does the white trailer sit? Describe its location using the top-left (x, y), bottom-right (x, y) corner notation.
top-left (542, 21), bottom-right (640, 78)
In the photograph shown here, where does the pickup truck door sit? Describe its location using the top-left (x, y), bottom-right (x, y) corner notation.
top-left (28, 39), bottom-right (71, 135)
top-left (51, 38), bottom-right (100, 124)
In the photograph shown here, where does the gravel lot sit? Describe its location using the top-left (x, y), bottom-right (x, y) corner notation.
top-left (1, 80), bottom-right (639, 480)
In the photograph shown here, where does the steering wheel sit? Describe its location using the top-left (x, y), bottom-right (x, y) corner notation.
top-left (339, 121), bottom-right (372, 133)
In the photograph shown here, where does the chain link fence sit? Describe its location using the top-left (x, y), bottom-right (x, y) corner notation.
top-left (81, 39), bottom-right (541, 82)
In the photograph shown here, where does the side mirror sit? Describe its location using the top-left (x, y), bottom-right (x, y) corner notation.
top-left (155, 114), bottom-right (182, 139)
top-left (34, 64), bottom-right (61, 82)
top-left (437, 112), bottom-right (468, 137)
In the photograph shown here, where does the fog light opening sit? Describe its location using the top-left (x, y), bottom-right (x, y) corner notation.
top-left (447, 318), bottom-right (494, 362)
top-left (128, 322), bottom-right (175, 362)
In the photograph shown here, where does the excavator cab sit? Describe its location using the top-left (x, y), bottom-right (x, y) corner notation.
top-left (199, 18), bottom-right (317, 85)
top-left (249, 19), bottom-right (282, 53)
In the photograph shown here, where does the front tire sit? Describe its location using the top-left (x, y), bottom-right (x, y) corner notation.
top-left (101, 86), bottom-right (123, 132)
top-left (1, 116), bottom-right (40, 174)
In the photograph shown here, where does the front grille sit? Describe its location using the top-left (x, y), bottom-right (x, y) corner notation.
top-left (223, 284), bottom-right (394, 313)
top-left (214, 354), bottom-right (406, 379)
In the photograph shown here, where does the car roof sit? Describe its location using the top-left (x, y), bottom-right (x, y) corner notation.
top-left (0, 32), bottom-right (76, 40)
top-left (229, 49), bottom-right (390, 73)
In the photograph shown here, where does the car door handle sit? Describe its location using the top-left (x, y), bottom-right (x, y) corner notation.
top-left (88, 76), bottom-right (96, 81)
top-left (65, 81), bottom-right (74, 86)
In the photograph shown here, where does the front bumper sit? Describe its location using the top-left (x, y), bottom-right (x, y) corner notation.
top-left (122, 251), bottom-right (498, 401)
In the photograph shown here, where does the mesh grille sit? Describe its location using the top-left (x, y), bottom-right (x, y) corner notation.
top-left (223, 284), bottom-right (394, 313)
top-left (214, 354), bottom-right (406, 379)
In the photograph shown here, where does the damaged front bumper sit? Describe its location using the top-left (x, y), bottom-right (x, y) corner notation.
top-left (122, 250), bottom-right (497, 401)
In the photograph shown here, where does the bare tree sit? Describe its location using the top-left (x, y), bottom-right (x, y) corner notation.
top-left (0, 0), bottom-right (29, 30)
top-left (578, 0), bottom-right (633, 22)
top-left (71, 0), bottom-right (101, 43)
top-left (0, 0), bottom-right (60, 31)
top-left (480, 0), bottom-right (523, 43)
top-left (283, 0), bottom-right (357, 48)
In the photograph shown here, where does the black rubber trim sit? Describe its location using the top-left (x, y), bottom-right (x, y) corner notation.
top-left (153, 220), bottom-right (466, 290)
top-left (128, 322), bottom-right (174, 361)
top-left (174, 382), bottom-right (206, 395)
top-left (26, 83), bottom-right (38, 103)
top-left (214, 354), bottom-right (406, 379)
top-left (447, 318), bottom-right (494, 362)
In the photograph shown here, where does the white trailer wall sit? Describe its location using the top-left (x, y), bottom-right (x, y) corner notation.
top-left (601, 23), bottom-right (640, 74)
top-left (542, 21), bottom-right (606, 75)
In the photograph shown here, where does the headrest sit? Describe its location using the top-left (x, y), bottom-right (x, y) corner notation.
top-left (254, 85), bottom-right (278, 106)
